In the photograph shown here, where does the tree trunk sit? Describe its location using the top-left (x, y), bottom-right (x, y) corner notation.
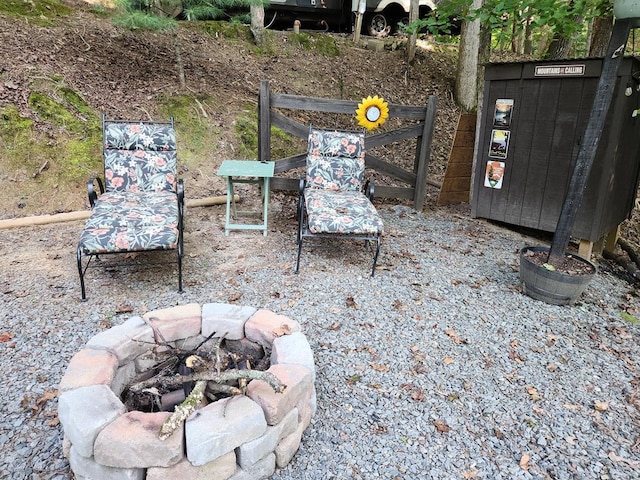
top-left (545, 31), bottom-right (574, 59)
top-left (407, 0), bottom-right (419, 63)
top-left (523, 15), bottom-right (533, 55)
top-left (589, 15), bottom-right (614, 57)
top-left (173, 29), bottom-right (186, 90)
top-left (454, 0), bottom-right (483, 111)
top-left (250, 4), bottom-right (265, 48)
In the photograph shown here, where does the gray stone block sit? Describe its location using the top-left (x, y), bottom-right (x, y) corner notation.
top-left (69, 446), bottom-right (144, 480)
top-left (270, 332), bottom-right (316, 381)
top-left (58, 385), bottom-right (126, 458)
top-left (202, 303), bottom-right (256, 340)
top-left (186, 396), bottom-right (267, 466)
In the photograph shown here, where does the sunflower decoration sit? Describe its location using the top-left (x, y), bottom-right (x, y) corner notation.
top-left (355, 95), bottom-right (389, 131)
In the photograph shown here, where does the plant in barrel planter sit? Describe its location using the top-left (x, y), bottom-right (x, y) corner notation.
top-left (520, 14), bottom-right (634, 305)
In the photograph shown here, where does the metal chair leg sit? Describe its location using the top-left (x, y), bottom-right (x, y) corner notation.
top-left (371, 236), bottom-right (381, 277)
top-left (77, 246), bottom-right (87, 301)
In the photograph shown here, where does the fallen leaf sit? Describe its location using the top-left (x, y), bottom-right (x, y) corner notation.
top-left (526, 385), bottom-right (541, 401)
top-left (546, 363), bottom-right (559, 372)
top-left (273, 323), bottom-right (292, 337)
top-left (443, 357), bottom-right (454, 365)
top-left (0, 332), bottom-right (15, 343)
top-left (532, 404), bottom-right (545, 416)
top-left (462, 470), bottom-right (478, 479)
top-left (410, 388), bottom-right (425, 401)
top-left (393, 299), bottom-right (407, 311)
top-left (434, 420), bottom-right (451, 433)
top-left (519, 453), bottom-right (531, 470)
top-left (444, 328), bottom-right (465, 344)
top-left (346, 296), bottom-right (359, 309)
top-left (227, 292), bottom-right (243, 303)
top-left (594, 400), bottom-right (608, 412)
top-left (494, 428), bottom-right (504, 440)
top-left (328, 322), bottom-right (341, 331)
top-left (115, 303), bottom-right (133, 314)
top-left (370, 364), bottom-right (389, 372)
top-left (46, 417), bottom-right (60, 427)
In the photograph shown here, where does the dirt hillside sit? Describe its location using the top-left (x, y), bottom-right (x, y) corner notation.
top-left (0, 0), bottom-right (461, 220)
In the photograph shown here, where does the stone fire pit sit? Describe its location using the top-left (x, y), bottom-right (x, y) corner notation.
top-left (58, 303), bottom-right (316, 479)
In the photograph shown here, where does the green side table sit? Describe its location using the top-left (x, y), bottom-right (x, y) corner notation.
top-left (217, 160), bottom-right (275, 236)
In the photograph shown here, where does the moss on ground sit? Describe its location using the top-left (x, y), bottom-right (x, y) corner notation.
top-left (0, 0), bottom-right (71, 23)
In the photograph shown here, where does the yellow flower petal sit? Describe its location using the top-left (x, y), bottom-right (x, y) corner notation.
top-left (355, 95), bottom-right (389, 130)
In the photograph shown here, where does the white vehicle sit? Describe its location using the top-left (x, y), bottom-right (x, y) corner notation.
top-left (364, 0), bottom-right (437, 37)
top-left (266, 0), bottom-right (437, 37)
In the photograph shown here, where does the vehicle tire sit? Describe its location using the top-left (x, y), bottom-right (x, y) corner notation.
top-left (367, 13), bottom-right (392, 37)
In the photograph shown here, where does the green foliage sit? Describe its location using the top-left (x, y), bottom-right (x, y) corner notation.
top-left (621, 311), bottom-right (640, 324)
top-left (412, 0), bottom-right (611, 57)
top-left (180, 0), bottom-right (268, 20)
top-left (113, 9), bottom-right (177, 31)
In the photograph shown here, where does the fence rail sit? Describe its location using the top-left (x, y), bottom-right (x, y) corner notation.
top-left (258, 80), bottom-right (437, 210)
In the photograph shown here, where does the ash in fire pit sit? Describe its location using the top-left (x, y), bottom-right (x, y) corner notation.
top-left (58, 303), bottom-right (316, 479)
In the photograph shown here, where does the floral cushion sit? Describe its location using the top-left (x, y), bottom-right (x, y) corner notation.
top-left (306, 128), bottom-right (365, 192)
top-left (304, 189), bottom-right (383, 235)
top-left (104, 149), bottom-right (177, 193)
top-left (78, 191), bottom-right (179, 255)
top-left (104, 123), bottom-right (176, 151)
top-left (103, 122), bottom-right (177, 193)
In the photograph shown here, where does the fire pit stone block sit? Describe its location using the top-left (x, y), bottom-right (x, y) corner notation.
top-left (202, 303), bottom-right (257, 340)
top-left (244, 309), bottom-right (301, 348)
top-left (59, 348), bottom-right (119, 392)
top-left (69, 445), bottom-right (144, 480)
top-left (86, 316), bottom-right (154, 364)
top-left (146, 451), bottom-right (236, 479)
top-left (58, 384), bottom-right (126, 458)
top-left (95, 411), bottom-right (184, 468)
top-left (143, 303), bottom-right (202, 342)
top-left (236, 406), bottom-right (298, 469)
top-left (271, 331), bottom-right (316, 381)
top-left (247, 363), bottom-right (313, 425)
top-left (186, 395), bottom-right (267, 466)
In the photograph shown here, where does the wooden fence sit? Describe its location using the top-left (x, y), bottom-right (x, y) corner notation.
top-left (257, 80), bottom-right (438, 210)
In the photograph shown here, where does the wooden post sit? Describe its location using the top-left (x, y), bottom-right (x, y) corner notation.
top-left (258, 80), bottom-right (271, 162)
top-left (548, 19), bottom-right (631, 265)
top-left (353, 0), bottom-right (365, 42)
top-left (413, 95), bottom-right (438, 210)
top-left (407, 0), bottom-right (419, 63)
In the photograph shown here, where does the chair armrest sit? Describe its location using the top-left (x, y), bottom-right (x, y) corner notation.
top-left (177, 178), bottom-right (185, 205)
top-left (298, 178), bottom-right (306, 195)
top-left (364, 180), bottom-right (375, 201)
top-left (87, 177), bottom-right (104, 208)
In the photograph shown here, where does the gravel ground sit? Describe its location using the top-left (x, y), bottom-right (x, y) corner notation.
top-left (1, 195), bottom-right (640, 480)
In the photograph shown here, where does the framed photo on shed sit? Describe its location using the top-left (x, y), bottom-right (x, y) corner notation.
top-left (493, 99), bottom-right (514, 127)
top-left (488, 130), bottom-right (510, 159)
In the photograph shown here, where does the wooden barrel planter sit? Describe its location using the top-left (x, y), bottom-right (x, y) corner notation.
top-left (519, 246), bottom-right (597, 306)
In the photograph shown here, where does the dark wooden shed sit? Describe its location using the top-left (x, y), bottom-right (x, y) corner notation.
top-left (471, 57), bottom-right (640, 250)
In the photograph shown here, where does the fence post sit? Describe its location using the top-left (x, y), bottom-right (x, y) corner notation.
top-left (258, 80), bottom-right (271, 162)
top-left (413, 95), bottom-right (438, 210)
